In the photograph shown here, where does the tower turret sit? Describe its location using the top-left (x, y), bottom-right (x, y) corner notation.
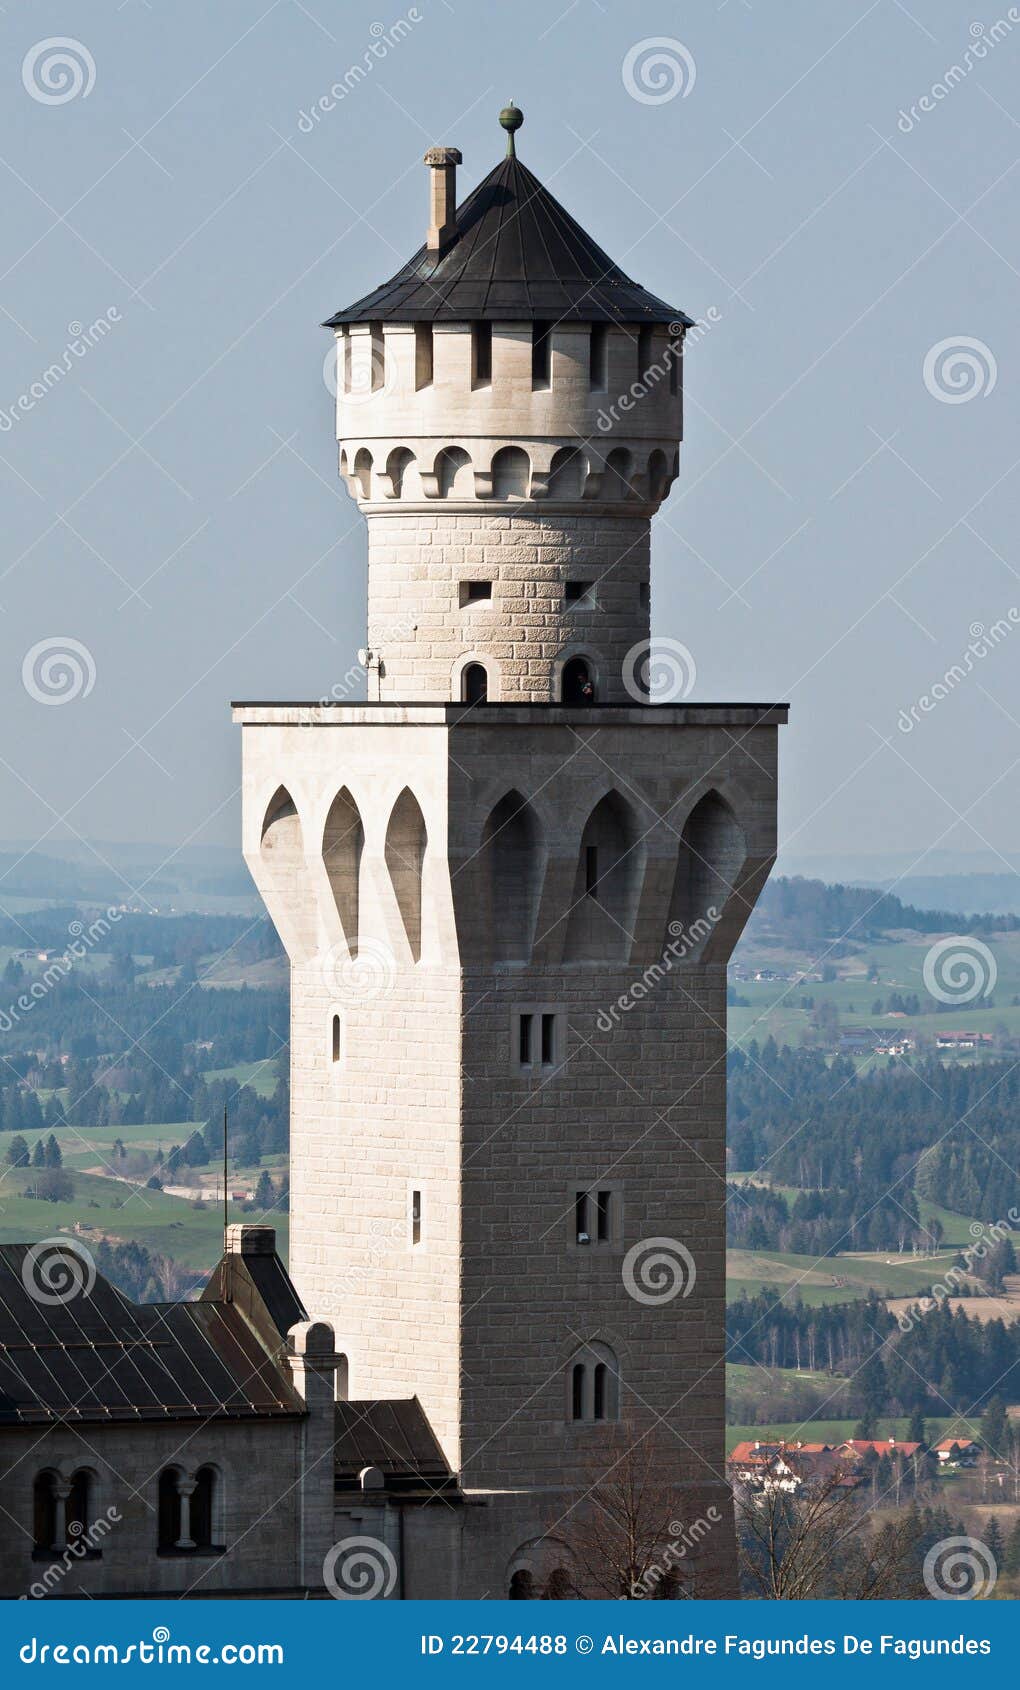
top-left (236, 109), bottom-right (786, 1601)
top-left (325, 108), bottom-right (691, 704)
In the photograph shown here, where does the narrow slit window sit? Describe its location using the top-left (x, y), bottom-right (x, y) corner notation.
top-left (639, 580), bottom-right (650, 610)
top-left (411, 1188), bottom-right (422, 1247)
top-left (589, 324), bottom-right (608, 390)
top-left (414, 323), bottom-right (434, 389)
top-left (669, 336), bottom-right (681, 396)
top-left (532, 323), bottom-right (551, 388)
top-left (595, 1190), bottom-right (611, 1242)
top-left (519, 1012), bottom-right (534, 1066)
top-left (541, 1013), bottom-right (556, 1066)
top-left (369, 321), bottom-right (385, 391)
top-left (593, 1363), bottom-right (607, 1421)
top-left (575, 1190), bottom-right (590, 1244)
top-left (472, 322), bottom-right (492, 386)
top-left (571, 1363), bottom-right (585, 1422)
top-left (331, 1014), bottom-right (341, 1064)
top-left (585, 845), bottom-right (599, 899)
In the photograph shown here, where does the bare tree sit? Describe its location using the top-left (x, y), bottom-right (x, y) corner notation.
top-left (550, 1434), bottom-right (718, 1599)
top-left (736, 1471), bottom-right (922, 1599)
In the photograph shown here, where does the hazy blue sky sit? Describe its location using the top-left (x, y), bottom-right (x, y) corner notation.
top-left (1, 0), bottom-right (1018, 883)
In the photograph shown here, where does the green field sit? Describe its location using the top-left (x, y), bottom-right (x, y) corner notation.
top-left (727, 1246), bottom-right (957, 1306)
top-left (201, 1059), bottom-right (279, 1098)
top-left (0, 1168), bottom-right (288, 1268)
top-left (729, 927), bottom-right (1020, 1056)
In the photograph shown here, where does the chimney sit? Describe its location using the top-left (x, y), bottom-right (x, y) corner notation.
top-left (423, 147), bottom-right (462, 254)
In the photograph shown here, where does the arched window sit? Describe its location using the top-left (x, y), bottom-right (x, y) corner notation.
top-left (545, 1567), bottom-right (575, 1599)
top-left (190, 1466), bottom-right (222, 1551)
top-left (435, 446), bottom-right (473, 499)
top-left (479, 790), bottom-right (541, 962)
top-left (561, 656), bottom-right (595, 704)
top-left (33, 1471), bottom-right (57, 1554)
top-left (261, 787), bottom-right (302, 860)
top-left (647, 448), bottom-right (670, 501)
top-left (564, 791), bottom-right (641, 963)
top-left (667, 791), bottom-right (746, 954)
top-left (384, 446), bottom-right (415, 498)
top-left (491, 446), bottom-right (530, 499)
top-left (604, 447), bottom-right (633, 501)
top-left (67, 1469), bottom-right (91, 1540)
top-left (331, 1013), bottom-right (341, 1064)
top-left (548, 446), bottom-right (585, 500)
top-left (567, 1342), bottom-right (620, 1423)
top-left (352, 447), bottom-right (373, 500)
top-left (385, 788), bottom-right (427, 963)
top-left (509, 1568), bottom-right (535, 1598)
top-left (157, 1467), bottom-right (183, 1552)
top-left (322, 787), bottom-right (364, 956)
top-left (462, 663), bottom-right (488, 705)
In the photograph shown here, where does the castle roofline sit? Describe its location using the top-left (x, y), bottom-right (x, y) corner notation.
top-left (324, 152), bottom-right (692, 329)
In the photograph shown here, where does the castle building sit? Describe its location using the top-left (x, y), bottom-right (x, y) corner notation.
top-left (235, 108), bottom-right (786, 1599)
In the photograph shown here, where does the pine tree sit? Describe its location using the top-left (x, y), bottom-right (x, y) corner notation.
top-left (1004, 1517), bottom-right (1020, 1575)
top-left (44, 1133), bottom-right (62, 1168)
top-left (984, 1515), bottom-right (1005, 1571)
top-left (907, 1408), bottom-right (926, 1447)
top-left (982, 1395), bottom-right (1008, 1461)
top-left (6, 1135), bottom-right (29, 1168)
top-left (31, 1138), bottom-right (45, 1168)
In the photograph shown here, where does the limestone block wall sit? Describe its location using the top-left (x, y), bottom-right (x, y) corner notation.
top-left (364, 510), bottom-right (651, 702)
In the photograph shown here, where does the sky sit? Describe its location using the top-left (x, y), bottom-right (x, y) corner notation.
top-left (0, 0), bottom-right (1019, 886)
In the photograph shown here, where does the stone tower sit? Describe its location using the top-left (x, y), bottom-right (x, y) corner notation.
top-left (235, 108), bottom-right (786, 1599)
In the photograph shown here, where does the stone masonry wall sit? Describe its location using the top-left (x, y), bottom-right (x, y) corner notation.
top-left (366, 511), bottom-right (650, 702)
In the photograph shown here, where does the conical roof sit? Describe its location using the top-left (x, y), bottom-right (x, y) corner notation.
top-left (324, 153), bottom-right (691, 328)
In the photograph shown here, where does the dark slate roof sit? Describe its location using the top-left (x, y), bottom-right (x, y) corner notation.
top-left (334, 1398), bottom-right (459, 1498)
top-left (0, 1243), bottom-right (303, 1425)
top-left (324, 155), bottom-right (692, 328)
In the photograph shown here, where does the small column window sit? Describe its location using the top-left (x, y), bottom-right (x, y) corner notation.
top-left (410, 1188), bottom-right (422, 1247)
top-left (331, 1014), bottom-right (341, 1065)
top-left (513, 1007), bottom-right (564, 1075)
top-left (414, 323), bottom-right (433, 389)
top-left (570, 1183), bottom-right (621, 1249)
top-left (589, 324), bottom-right (608, 390)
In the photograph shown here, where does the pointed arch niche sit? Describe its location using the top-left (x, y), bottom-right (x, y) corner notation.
top-left (563, 792), bottom-right (641, 963)
top-left (322, 787), bottom-right (364, 955)
top-left (479, 790), bottom-right (542, 962)
top-left (385, 788), bottom-right (427, 962)
top-left (667, 791), bottom-right (747, 959)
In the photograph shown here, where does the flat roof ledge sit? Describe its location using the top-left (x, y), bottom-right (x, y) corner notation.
top-left (232, 702), bottom-right (789, 729)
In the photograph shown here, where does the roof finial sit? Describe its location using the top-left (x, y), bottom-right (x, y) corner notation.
top-left (499, 102), bottom-right (523, 158)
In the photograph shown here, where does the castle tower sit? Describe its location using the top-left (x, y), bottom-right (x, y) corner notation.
top-left (235, 108), bottom-right (786, 1599)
